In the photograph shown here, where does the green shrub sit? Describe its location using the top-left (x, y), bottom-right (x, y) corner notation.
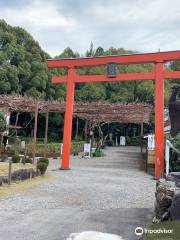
top-left (49, 143), bottom-right (56, 153)
top-left (126, 136), bottom-right (140, 146)
top-left (166, 135), bottom-right (180, 172)
top-left (37, 162), bottom-right (47, 175)
top-left (12, 155), bottom-right (20, 163)
top-left (0, 112), bottom-right (6, 132)
top-left (38, 157), bottom-right (49, 166)
top-left (7, 149), bottom-right (16, 156)
top-left (22, 157), bottom-right (32, 164)
top-left (106, 139), bottom-right (114, 146)
top-left (93, 149), bottom-right (104, 157)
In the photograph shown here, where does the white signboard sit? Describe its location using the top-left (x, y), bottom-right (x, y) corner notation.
top-left (120, 136), bottom-right (126, 146)
top-left (21, 141), bottom-right (26, 148)
top-left (60, 143), bottom-right (63, 155)
top-left (84, 143), bottom-right (91, 158)
top-left (147, 134), bottom-right (155, 150)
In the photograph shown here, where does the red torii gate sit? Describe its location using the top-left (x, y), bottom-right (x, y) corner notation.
top-left (48, 50), bottom-right (180, 178)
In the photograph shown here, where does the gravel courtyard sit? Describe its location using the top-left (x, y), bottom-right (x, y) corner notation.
top-left (0, 146), bottom-right (156, 240)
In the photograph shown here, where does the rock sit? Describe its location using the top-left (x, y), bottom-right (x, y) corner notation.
top-left (170, 188), bottom-right (180, 220)
top-left (0, 168), bottom-right (39, 185)
top-left (1, 176), bottom-right (8, 184)
top-left (176, 182), bottom-right (180, 188)
top-left (10, 168), bottom-right (39, 182)
top-left (66, 231), bottom-right (124, 240)
top-left (154, 179), bottom-right (175, 221)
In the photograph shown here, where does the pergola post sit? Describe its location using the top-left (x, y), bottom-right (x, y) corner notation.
top-left (140, 111), bottom-right (144, 153)
top-left (33, 102), bottom-right (38, 163)
top-left (116, 136), bottom-right (118, 146)
top-left (0, 133), bottom-right (3, 155)
top-left (84, 120), bottom-right (88, 141)
top-left (44, 110), bottom-right (49, 157)
top-left (155, 62), bottom-right (164, 178)
top-left (61, 68), bottom-right (76, 169)
top-left (75, 116), bottom-right (79, 142)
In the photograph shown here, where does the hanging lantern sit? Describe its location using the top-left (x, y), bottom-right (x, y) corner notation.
top-left (107, 62), bottom-right (117, 77)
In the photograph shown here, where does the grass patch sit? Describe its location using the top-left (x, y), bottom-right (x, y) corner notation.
top-left (0, 162), bottom-right (36, 176)
top-left (144, 221), bottom-right (180, 240)
top-left (0, 174), bottom-right (55, 199)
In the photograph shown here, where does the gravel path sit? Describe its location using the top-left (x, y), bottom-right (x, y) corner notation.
top-left (0, 146), bottom-right (156, 240)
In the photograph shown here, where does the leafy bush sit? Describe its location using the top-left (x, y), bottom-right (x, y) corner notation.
top-left (0, 112), bottom-right (6, 132)
top-left (7, 149), bottom-right (16, 156)
top-left (12, 155), bottom-right (20, 163)
top-left (106, 139), bottom-right (114, 146)
top-left (166, 134), bottom-right (180, 172)
top-left (22, 157), bottom-right (32, 164)
top-left (37, 162), bottom-right (47, 175)
top-left (166, 134), bottom-right (180, 149)
top-left (49, 143), bottom-right (56, 153)
top-left (38, 157), bottom-right (49, 166)
top-left (93, 149), bottom-right (104, 157)
top-left (170, 150), bottom-right (180, 172)
top-left (126, 136), bottom-right (141, 146)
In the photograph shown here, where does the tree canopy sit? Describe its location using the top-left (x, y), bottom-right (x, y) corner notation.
top-left (0, 19), bottom-right (65, 100)
top-left (0, 19), bottom-right (179, 141)
top-left (0, 19), bottom-right (177, 104)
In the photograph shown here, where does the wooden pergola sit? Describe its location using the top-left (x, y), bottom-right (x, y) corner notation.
top-left (0, 95), bottom-right (151, 160)
top-left (74, 102), bottom-right (152, 153)
top-left (74, 102), bottom-right (151, 123)
top-left (0, 95), bottom-right (65, 160)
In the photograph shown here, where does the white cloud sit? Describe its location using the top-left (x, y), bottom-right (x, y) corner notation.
top-left (1, 0), bottom-right (76, 28)
top-left (1, 0), bottom-right (180, 56)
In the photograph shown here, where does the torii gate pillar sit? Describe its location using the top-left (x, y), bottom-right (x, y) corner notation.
top-left (61, 68), bottom-right (75, 169)
top-left (155, 62), bottom-right (164, 178)
top-left (48, 50), bottom-right (180, 177)
top-left (61, 63), bottom-right (165, 175)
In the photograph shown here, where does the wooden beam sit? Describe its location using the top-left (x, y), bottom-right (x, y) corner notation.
top-left (75, 72), bottom-right (155, 83)
top-left (163, 70), bottom-right (180, 79)
top-left (32, 102), bottom-right (38, 163)
top-left (52, 76), bottom-right (68, 84)
top-left (52, 71), bottom-right (155, 84)
top-left (140, 111), bottom-right (144, 153)
top-left (48, 50), bottom-right (180, 68)
top-left (52, 70), bottom-right (180, 85)
top-left (44, 110), bottom-right (49, 158)
top-left (75, 116), bottom-right (79, 142)
top-left (84, 120), bottom-right (88, 141)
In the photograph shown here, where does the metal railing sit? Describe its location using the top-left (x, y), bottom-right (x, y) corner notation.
top-left (165, 140), bottom-right (180, 176)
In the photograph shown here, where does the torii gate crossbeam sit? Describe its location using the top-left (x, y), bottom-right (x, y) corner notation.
top-left (48, 50), bottom-right (180, 178)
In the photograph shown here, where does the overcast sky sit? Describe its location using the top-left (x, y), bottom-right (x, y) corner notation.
top-left (0, 0), bottom-right (180, 56)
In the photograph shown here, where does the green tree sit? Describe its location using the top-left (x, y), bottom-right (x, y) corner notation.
top-left (0, 19), bottom-right (61, 99)
top-left (0, 112), bottom-right (6, 132)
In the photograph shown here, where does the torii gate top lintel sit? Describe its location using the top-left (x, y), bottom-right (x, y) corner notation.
top-left (48, 50), bottom-right (180, 68)
top-left (48, 50), bottom-right (180, 178)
